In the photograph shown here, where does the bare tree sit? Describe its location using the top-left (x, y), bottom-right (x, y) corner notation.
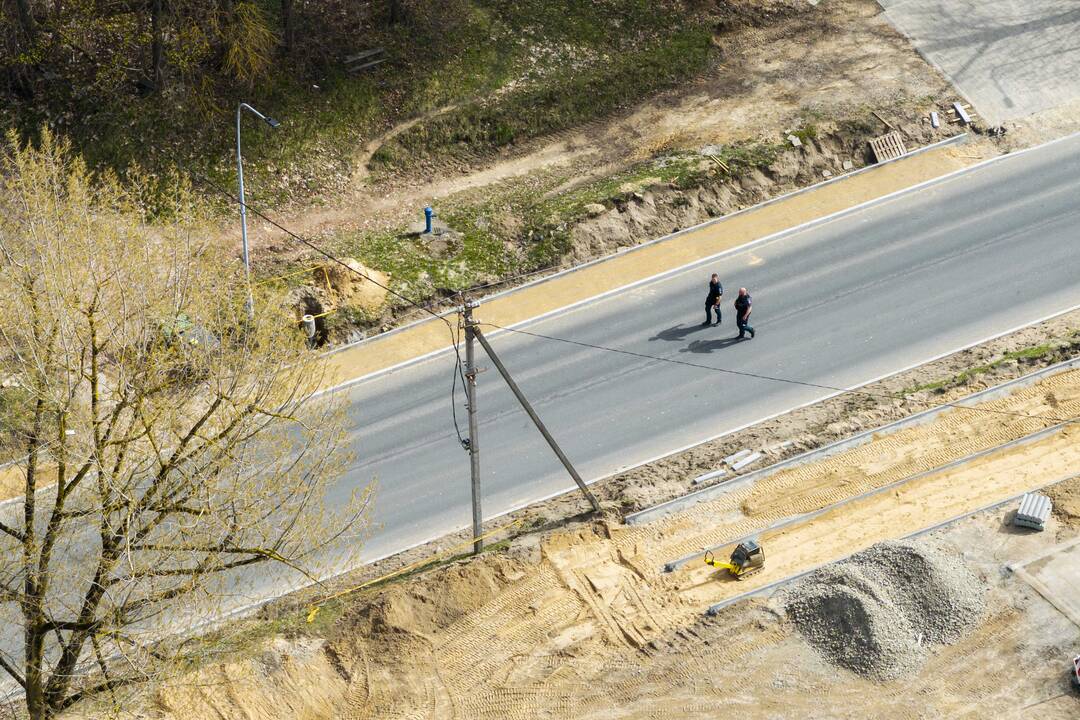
top-left (388, 0), bottom-right (405, 25)
top-left (150, 0), bottom-right (164, 89)
top-left (0, 130), bottom-right (371, 718)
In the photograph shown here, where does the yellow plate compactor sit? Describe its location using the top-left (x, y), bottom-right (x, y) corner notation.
top-left (704, 539), bottom-right (765, 580)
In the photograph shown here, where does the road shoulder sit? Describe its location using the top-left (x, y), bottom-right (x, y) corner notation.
top-left (321, 140), bottom-right (973, 389)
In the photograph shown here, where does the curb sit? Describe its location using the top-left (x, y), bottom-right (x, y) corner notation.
top-left (316, 133), bottom-right (972, 393)
top-left (627, 354), bottom-right (1080, 526)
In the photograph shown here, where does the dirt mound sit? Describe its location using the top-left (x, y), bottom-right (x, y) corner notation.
top-left (783, 539), bottom-right (984, 680)
top-left (342, 555), bottom-right (528, 640)
top-left (1045, 476), bottom-right (1080, 526)
top-left (317, 257), bottom-right (389, 314)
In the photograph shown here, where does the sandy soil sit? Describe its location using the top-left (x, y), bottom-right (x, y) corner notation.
top-left (119, 359), bottom-right (1080, 720)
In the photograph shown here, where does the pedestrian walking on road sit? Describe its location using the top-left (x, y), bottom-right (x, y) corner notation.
top-left (703, 273), bottom-right (723, 326)
top-left (735, 287), bottom-right (755, 339)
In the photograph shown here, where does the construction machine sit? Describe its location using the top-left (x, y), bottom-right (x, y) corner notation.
top-left (704, 539), bottom-right (765, 580)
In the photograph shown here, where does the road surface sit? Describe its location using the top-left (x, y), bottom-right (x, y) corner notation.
top-left (330, 133), bottom-right (1080, 573)
top-left (2, 135), bottom-right (1079, 681)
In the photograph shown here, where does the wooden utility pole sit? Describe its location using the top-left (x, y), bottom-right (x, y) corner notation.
top-left (462, 301), bottom-right (483, 553)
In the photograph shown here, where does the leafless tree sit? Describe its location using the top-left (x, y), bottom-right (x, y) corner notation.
top-left (0, 129), bottom-right (371, 718)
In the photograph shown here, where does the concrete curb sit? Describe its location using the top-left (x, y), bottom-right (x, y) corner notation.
top-left (704, 469), bottom-right (1080, 616)
top-left (664, 418), bottom-right (1073, 573)
top-left (316, 133), bottom-right (972, 392)
top-left (627, 354), bottom-right (1080, 527)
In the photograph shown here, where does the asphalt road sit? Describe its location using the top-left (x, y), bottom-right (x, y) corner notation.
top-left (330, 133), bottom-right (1080, 573)
top-left (3, 136), bottom-right (1079, 682)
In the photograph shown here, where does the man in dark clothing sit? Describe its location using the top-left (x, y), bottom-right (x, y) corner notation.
top-left (734, 287), bottom-right (755, 339)
top-left (703, 273), bottom-right (723, 326)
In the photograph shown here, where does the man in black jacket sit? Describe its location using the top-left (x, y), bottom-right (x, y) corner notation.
top-left (734, 287), bottom-right (755, 339)
top-left (703, 273), bottom-right (723, 326)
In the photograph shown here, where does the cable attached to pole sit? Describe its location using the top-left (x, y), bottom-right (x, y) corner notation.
top-left (186, 170), bottom-right (471, 441)
top-left (480, 321), bottom-right (1076, 426)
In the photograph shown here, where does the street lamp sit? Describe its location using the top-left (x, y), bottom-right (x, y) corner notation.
top-left (236, 102), bottom-right (280, 318)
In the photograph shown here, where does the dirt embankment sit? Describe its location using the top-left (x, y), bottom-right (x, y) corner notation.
top-left (97, 350), bottom-right (1080, 720)
top-left (266, 0), bottom-right (966, 344)
top-left (564, 121), bottom-right (945, 266)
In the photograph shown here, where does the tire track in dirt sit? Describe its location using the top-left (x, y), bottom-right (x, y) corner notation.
top-left (613, 369), bottom-right (1080, 573)
top-left (341, 367), bottom-right (1080, 719)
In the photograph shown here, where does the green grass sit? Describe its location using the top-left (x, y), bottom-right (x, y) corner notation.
top-left (375, 27), bottom-right (713, 172)
top-left (902, 343), bottom-right (1060, 395)
top-left (3, 0), bottom-right (714, 211)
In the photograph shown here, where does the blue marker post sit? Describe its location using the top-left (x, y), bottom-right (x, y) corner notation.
top-left (424, 206), bottom-right (435, 234)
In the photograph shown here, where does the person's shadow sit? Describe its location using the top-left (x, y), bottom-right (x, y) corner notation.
top-left (649, 323), bottom-right (713, 342)
top-left (682, 336), bottom-right (745, 354)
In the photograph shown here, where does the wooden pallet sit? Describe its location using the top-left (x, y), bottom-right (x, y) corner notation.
top-left (869, 131), bottom-right (907, 163)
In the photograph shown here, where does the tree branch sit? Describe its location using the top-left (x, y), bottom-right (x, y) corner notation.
top-left (0, 652), bottom-right (26, 689)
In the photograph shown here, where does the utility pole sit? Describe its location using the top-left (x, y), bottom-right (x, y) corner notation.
top-left (472, 325), bottom-right (601, 513)
top-left (462, 301), bottom-right (483, 554)
top-left (458, 300), bottom-right (601, 555)
top-left (235, 103), bottom-right (280, 319)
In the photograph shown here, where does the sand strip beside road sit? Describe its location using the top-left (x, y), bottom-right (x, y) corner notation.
top-left (320, 145), bottom-right (970, 389)
top-left (674, 425), bottom-right (1080, 609)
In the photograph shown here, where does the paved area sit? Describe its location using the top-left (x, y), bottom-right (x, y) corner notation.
top-left (880, 0), bottom-right (1080, 125)
top-left (319, 145), bottom-right (970, 388)
top-left (337, 133), bottom-right (1080, 572)
top-left (1012, 536), bottom-right (1080, 628)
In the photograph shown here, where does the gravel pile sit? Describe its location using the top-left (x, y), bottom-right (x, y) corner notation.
top-left (783, 538), bottom-right (985, 680)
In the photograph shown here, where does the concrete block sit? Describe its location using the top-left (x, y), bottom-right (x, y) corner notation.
top-left (723, 449), bottom-right (753, 466)
top-left (732, 452), bottom-right (762, 471)
top-left (1014, 492), bottom-right (1052, 530)
top-left (692, 468), bottom-right (726, 485)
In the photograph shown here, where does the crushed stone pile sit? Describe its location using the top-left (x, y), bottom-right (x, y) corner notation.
top-left (782, 538), bottom-right (985, 680)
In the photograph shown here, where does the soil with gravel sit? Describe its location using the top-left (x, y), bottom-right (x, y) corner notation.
top-left (782, 539), bottom-right (985, 680)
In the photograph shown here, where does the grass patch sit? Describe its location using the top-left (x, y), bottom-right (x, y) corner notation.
top-left (791, 124), bottom-right (818, 144)
top-left (902, 343), bottom-right (1060, 395)
top-left (377, 26), bottom-right (713, 171)
top-left (4, 0), bottom-right (714, 210)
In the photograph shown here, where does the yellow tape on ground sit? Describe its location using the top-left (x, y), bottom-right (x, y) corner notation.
top-left (306, 518), bottom-right (525, 623)
top-left (254, 264), bottom-right (321, 286)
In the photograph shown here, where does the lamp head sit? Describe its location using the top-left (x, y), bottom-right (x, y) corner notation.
top-left (265, 117), bottom-right (281, 129)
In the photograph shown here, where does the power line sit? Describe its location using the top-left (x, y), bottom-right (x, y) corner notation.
top-left (186, 171), bottom-right (470, 443)
top-left (185, 170), bottom-right (1072, 431)
top-left (480, 321), bottom-right (1076, 425)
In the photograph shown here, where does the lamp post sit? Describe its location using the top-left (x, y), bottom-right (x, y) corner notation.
top-left (236, 102), bottom-right (280, 318)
